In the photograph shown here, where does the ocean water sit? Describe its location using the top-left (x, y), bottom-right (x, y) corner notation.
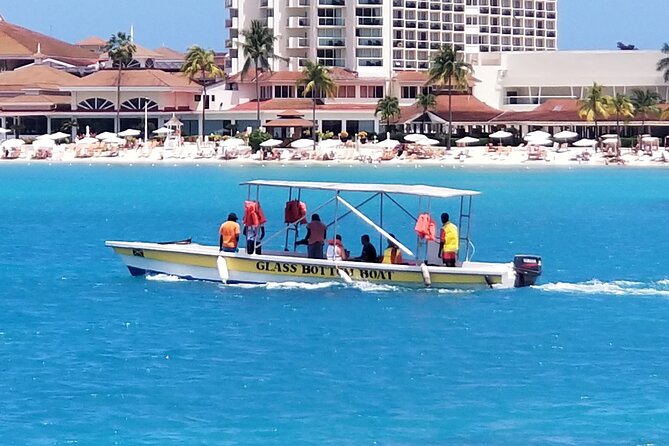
top-left (2, 163), bottom-right (669, 445)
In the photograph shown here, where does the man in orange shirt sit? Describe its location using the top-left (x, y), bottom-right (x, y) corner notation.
top-left (219, 213), bottom-right (241, 252)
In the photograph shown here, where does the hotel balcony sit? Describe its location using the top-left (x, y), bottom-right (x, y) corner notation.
top-left (357, 38), bottom-right (383, 46)
top-left (260, 0), bottom-right (274, 7)
top-left (288, 37), bottom-right (310, 48)
top-left (358, 17), bottom-right (382, 26)
top-left (318, 17), bottom-right (345, 26)
top-left (318, 57), bottom-right (346, 67)
top-left (318, 38), bottom-right (346, 47)
top-left (319, 0), bottom-right (345, 5)
top-left (358, 0), bottom-right (382, 4)
top-left (225, 0), bottom-right (238, 8)
top-left (288, 16), bottom-right (310, 27)
top-left (287, 0), bottom-right (310, 6)
top-left (358, 58), bottom-right (382, 67)
top-left (260, 17), bottom-right (274, 28)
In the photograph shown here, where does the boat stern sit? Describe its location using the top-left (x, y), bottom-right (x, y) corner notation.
top-left (513, 255), bottom-right (542, 287)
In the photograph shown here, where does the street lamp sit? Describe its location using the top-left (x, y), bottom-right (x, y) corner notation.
top-left (144, 97), bottom-right (149, 143)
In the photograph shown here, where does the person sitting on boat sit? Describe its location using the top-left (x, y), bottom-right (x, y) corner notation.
top-left (296, 213), bottom-right (327, 259)
top-left (219, 212), bottom-right (240, 253)
top-left (351, 234), bottom-right (378, 263)
top-left (243, 224), bottom-right (265, 255)
top-left (381, 234), bottom-right (403, 264)
top-left (326, 234), bottom-right (348, 261)
top-left (438, 212), bottom-right (459, 267)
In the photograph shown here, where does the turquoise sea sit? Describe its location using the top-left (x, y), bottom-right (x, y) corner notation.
top-left (2, 163), bottom-right (669, 445)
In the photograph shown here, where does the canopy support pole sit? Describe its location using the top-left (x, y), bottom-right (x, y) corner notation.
top-left (283, 187), bottom-right (293, 251)
top-left (337, 196), bottom-right (414, 257)
top-left (326, 193), bottom-right (379, 228)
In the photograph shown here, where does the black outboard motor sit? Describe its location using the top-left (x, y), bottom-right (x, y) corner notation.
top-left (513, 255), bottom-right (542, 288)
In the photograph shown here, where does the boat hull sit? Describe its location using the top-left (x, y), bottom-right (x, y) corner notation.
top-left (106, 241), bottom-right (531, 289)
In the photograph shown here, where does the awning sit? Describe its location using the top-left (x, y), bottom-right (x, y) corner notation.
top-left (265, 118), bottom-right (314, 128)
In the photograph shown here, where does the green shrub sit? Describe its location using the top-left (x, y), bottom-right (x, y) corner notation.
top-left (248, 129), bottom-right (271, 153)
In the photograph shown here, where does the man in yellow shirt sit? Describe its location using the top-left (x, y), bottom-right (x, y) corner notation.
top-left (219, 213), bottom-right (240, 252)
top-left (438, 212), bottom-right (459, 267)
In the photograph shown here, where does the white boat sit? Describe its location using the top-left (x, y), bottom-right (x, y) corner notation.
top-left (106, 180), bottom-right (542, 289)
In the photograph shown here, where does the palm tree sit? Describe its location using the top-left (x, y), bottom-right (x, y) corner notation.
top-left (415, 92), bottom-right (436, 133)
top-left (181, 45), bottom-right (225, 140)
top-left (657, 43), bottom-right (669, 82)
top-left (426, 44), bottom-right (473, 150)
top-left (577, 82), bottom-right (610, 143)
top-left (105, 32), bottom-right (136, 133)
top-left (374, 96), bottom-right (401, 133)
top-left (630, 89), bottom-right (662, 135)
top-left (239, 20), bottom-right (286, 128)
top-left (607, 94), bottom-right (635, 138)
top-left (296, 60), bottom-right (337, 145)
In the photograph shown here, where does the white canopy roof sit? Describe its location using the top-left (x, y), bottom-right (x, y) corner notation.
top-left (241, 180), bottom-right (480, 198)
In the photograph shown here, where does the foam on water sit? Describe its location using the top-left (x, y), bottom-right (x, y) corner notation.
top-left (145, 274), bottom-right (187, 282)
top-left (535, 279), bottom-right (669, 297)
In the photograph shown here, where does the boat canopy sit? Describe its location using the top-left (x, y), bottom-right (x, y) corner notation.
top-left (241, 180), bottom-right (480, 199)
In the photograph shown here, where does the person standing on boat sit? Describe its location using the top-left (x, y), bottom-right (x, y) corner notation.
top-left (296, 214), bottom-right (327, 259)
top-left (243, 224), bottom-right (265, 255)
top-left (352, 234), bottom-right (378, 263)
top-left (219, 213), bottom-right (240, 253)
top-left (381, 234), bottom-right (403, 264)
top-left (438, 212), bottom-right (459, 267)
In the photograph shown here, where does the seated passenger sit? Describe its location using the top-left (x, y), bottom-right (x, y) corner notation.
top-left (381, 234), bottom-right (403, 264)
top-left (351, 234), bottom-right (378, 263)
top-left (326, 234), bottom-right (348, 261)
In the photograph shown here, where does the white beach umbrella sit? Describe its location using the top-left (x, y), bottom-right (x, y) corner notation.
top-left (0, 128), bottom-right (11, 134)
top-left (524, 134), bottom-right (552, 142)
top-left (553, 130), bottom-right (579, 140)
top-left (1, 138), bottom-right (25, 148)
top-left (526, 130), bottom-right (551, 139)
top-left (641, 136), bottom-right (659, 143)
top-left (49, 132), bottom-right (70, 140)
top-left (260, 138), bottom-right (283, 148)
top-left (456, 136), bottom-right (479, 145)
top-left (317, 139), bottom-right (341, 149)
top-left (221, 137), bottom-right (245, 148)
top-left (118, 129), bottom-right (141, 137)
top-left (291, 138), bottom-right (315, 149)
top-left (527, 138), bottom-right (553, 146)
top-left (573, 138), bottom-right (597, 147)
top-left (77, 136), bottom-right (99, 144)
top-left (489, 130), bottom-right (513, 139)
top-left (103, 137), bottom-right (127, 145)
top-left (96, 131), bottom-right (117, 140)
top-left (602, 138), bottom-right (619, 145)
top-left (153, 127), bottom-right (173, 135)
top-left (33, 138), bottom-right (55, 148)
top-left (420, 138), bottom-right (441, 146)
top-left (404, 133), bottom-right (428, 142)
top-left (36, 133), bottom-right (52, 140)
top-left (601, 134), bottom-right (618, 139)
top-left (374, 138), bottom-right (400, 149)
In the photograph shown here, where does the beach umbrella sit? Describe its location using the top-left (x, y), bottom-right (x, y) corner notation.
top-left (317, 139), bottom-right (341, 149)
top-left (118, 129), bottom-right (141, 137)
top-left (527, 138), bottom-right (553, 146)
top-left (153, 127), bottom-right (173, 135)
top-left (602, 138), bottom-right (619, 145)
top-left (221, 137), bottom-right (245, 148)
top-left (103, 137), bottom-right (127, 145)
top-left (49, 132), bottom-right (69, 141)
top-left (76, 136), bottom-right (99, 144)
top-left (33, 138), bottom-right (55, 148)
top-left (36, 133), bottom-right (52, 140)
top-left (0, 128), bottom-right (11, 134)
top-left (291, 139), bottom-right (315, 149)
top-left (553, 130), bottom-right (578, 140)
top-left (489, 130), bottom-right (513, 139)
top-left (601, 134), bottom-right (618, 139)
top-left (456, 136), bottom-right (479, 145)
top-left (526, 130), bottom-right (551, 139)
top-left (573, 138), bottom-right (597, 147)
top-left (1, 138), bottom-right (25, 148)
top-left (260, 138), bottom-right (283, 148)
top-left (641, 136), bottom-right (658, 143)
top-left (524, 134), bottom-right (553, 142)
top-left (374, 138), bottom-right (400, 149)
top-left (404, 134), bottom-right (427, 142)
top-left (420, 138), bottom-right (441, 146)
top-left (96, 132), bottom-right (117, 140)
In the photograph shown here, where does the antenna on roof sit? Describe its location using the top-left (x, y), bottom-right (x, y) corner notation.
top-left (130, 25), bottom-right (134, 42)
top-left (0, 14), bottom-right (4, 22)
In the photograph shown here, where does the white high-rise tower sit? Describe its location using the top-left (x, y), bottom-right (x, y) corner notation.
top-left (225, 0), bottom-right (557, 76)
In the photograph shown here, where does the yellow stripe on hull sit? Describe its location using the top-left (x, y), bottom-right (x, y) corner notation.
top-left (114, 247), bottom-right (217, 268)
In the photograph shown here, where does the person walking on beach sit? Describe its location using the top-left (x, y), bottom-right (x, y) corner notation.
top-left (243, 223), bottom-right (265, 255)
top-left (219, 213), bottom-right (240, 252)
top-left (296, 214), bottom-right (327, 259)
top-left (438, 212), bottom-right (459, 267)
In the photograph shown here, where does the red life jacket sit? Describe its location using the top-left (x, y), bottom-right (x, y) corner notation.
top-left (414, 213), bottom-right (437, 241)
top-left (244, 201), bottom-right (267, 227)
top-left (284, 200), bottom-right (307, 224)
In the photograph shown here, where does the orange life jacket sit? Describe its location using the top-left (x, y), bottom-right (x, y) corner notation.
top-left (284, 200), bottom-right (307, 224)
top-left (414, 213), bottom-right (437, 241)
top-left (243, 201), bottom-right (267, 227)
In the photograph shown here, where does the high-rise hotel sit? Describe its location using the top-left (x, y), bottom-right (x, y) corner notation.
top-left (225, 0), bottom-right (557, 75)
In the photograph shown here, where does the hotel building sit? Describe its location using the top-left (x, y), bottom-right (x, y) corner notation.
top-left (225, 0), bottom-right (557, 75)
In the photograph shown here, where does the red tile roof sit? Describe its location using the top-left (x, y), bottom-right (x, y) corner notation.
top-left (265, 117), bottom-right (314, 127)
top-left (493, 99), bottom-right (581, 122)
top-left (0, 20), bottom-right (98, 65)
top-left (153, 47), bottom-right (184, 60)
top-left (0, 64), bottom-right (81, 90)
top-left (395, 94), bottom-right (502, 123)
top-left (77, 36), bottom-right (106, 46)
top-left (0, 94), bottom-right (70, 111)
top-left (74, 69), bottom-right (196, 88)
top-left (229, 98), bottom-right (377, 112)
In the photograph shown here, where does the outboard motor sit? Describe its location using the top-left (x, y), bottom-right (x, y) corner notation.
top-left (513, 255), bottom-right (542, 288)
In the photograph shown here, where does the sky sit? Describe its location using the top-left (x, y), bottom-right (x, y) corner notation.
top-left (0, 0), bottom-right (666, 52)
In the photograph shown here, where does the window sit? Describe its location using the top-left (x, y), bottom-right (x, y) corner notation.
top-left (402, 86), bottom-right (418, 98)
top-left (274, 85), bottom-right (294, 98)
top-left (360, 85), bottom-right (384, 98)
top-left (260, 86), bottom-right (272, 99)
top-left (77, 97), bottom-right (114, 111)
top-left (121, 97), bottom-right (159, 111)
top-left (337, 86), bottom-right (356, 98)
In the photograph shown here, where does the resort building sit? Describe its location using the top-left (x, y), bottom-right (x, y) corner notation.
top-left (224, 0), bottom-right (558, 75)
